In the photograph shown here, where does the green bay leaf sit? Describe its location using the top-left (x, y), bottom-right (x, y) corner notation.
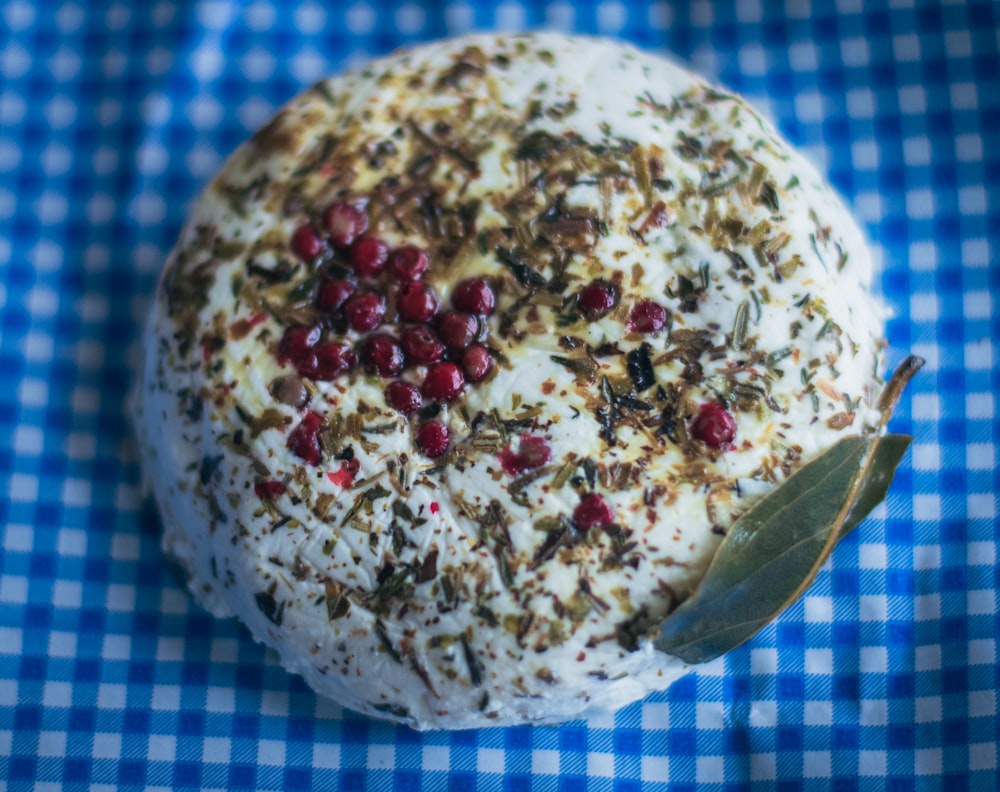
top-left (841, 435), bottom-right (911, 536)
top-left (654, 355), bottom-right (923, 664)
top-left (655, 434), bottom-right (910, 663)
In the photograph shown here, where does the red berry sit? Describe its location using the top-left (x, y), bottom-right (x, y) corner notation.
top-left (254, 480), bottom-right (286, 499)
top-left (295, 355), bottom-right (318, 378)
top-left (401, 326), bottom-right (445, 366)
top-left (628, 300), bottom-right (668, 333)
top-left (279, 325), bottom-right (320, 363)
top-left (578, 280), bottom-right (618, 320)
top-left (385, 381), bottom-right (422, 415)
top-left (388, 246), bottom-right (429, 282)
top-left (290, 224), bottom-right (323, 261)
top-left (343, 292), bottom-right (385, 332)
top-left (416, 420), bottom-right (450, 458)
top-left (301, 343), bottom-right (356, 381)
top-left (397, 282), bottom-right (440, 323)
top-left (690, 402), bottom-right (737, 450)
top-left (362, 334), bottom-right (404, 377)
top-left (349, 236), bottom-right (388, 278)
top-left (498, 434), bottom-right (551, 475)
top-left (436, 311), bottom-right (480, 350)
top-left (572, 493), bottom-right (615, 529)
top-left (323, 203), bottom-right (368, 248)
top-left (316, 278), bottom-right (356, 311)
top-left (461, 344), bottom-right (492, 383)
top-left (327, 461), bottom-right (358, 488)
top-left (287, 411), bottom-right (323, 466)
top-left (421, 361), bottom-right (465, 402)
top-left (452, 278), bottom-right (495, 315)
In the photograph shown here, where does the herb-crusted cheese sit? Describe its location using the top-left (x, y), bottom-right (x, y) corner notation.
top-left (135, 34), bottom-right (887, 729)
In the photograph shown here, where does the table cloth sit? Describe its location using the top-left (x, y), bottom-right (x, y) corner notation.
top-left (1, 1), bottom-right (997, 789)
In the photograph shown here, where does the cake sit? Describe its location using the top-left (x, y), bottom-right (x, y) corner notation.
top-left (134, 34), bottom-right (890, 729)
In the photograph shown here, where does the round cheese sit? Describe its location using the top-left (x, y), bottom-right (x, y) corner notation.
top-left (135, 33), bottom-right (887, 729)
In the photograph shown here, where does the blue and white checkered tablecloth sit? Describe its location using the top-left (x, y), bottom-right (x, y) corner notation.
top-left (1, 1), bottom-right (997, 789)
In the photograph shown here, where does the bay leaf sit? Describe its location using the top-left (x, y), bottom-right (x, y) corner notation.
top-left (654, 355), bottom-right (923, 664)
top-left (840, 435), bottom-right (911, 536)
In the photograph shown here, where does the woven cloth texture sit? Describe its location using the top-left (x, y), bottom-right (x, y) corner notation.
top-left (0, 1), bottom-right (997, 789)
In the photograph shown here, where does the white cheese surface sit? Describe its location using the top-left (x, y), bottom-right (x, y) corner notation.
top-left (135, 33), bottom-right (887, 729)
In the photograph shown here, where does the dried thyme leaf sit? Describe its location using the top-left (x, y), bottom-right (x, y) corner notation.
top-left (765, 345), bottom-right (794, 368)
top-left (732, 300), bottom-right (750, 351)
top-left (392, 500), bottom-right (416, 523)
top-left (460, 635), bottom-right (484, 686)
top-left (214, 239), bottom-right (247, 261)
top-left (285, 275), bottom-right (317, 306)
top-left (312, 81), bottom-right (337, 106)
top-left (496, 246), bottom-right (547, 288)
top-left (341, 484), bottom-right (391, 527)
top-left (365, 484), bottom-right (392, 501)
top-left (674, 131), bottom-right (703, 160)
top-left (514, 130), bottom-right (567, 161)
top-left (826, 412), bottom-right (856, 429)
top-left (255, 590), bottom-right (284, 626)
top-left (251, 408), bottom-right (286, 438)
top-left (313, 492), bottom-right (335, 519)
top-left (549, 355), bottom-right (598, 381)
top-left (199, 454), bottom-right (224, 485)
top-left (626, 343), bottom-right (655, 392)
top-left (325, 581), bottom-right (350, 620)
top-left (361, 422), bottom-right (398, 435)
top-left (207, 491), bottom-right (228, 523)
top-left (372, 702), bottom-right (409, 718)
top-left (374, 567), bottom-right (411, 601)
top-left (529, 520), bottom-right (572, 570)
top-left (476, 605), bottom-right (499, 626)
top-left (415, 549), bottom-right (439, 584)
top-left (551, 455), bottom-right (579, 489)
top-left (509, 465), bottom-right (555, 507)
top-left (758, 180), bottom-right (780, 212)
top-left (496, 552), bottom-right (514, 588)
top-left (375, 621), bottom-right (402, 663)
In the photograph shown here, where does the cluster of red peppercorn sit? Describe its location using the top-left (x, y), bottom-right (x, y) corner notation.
top-left (577, 279), bottom-right (736, 451)
top-left (576, 279), bottom-right (669, 333)
top-left (277, 202), bottom-right (735, 472)
top-left (278, 202), bottom-right (497, 461)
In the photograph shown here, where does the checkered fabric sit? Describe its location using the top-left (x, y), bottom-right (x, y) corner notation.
top-left (1, 0), bottom-right (997, 789)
